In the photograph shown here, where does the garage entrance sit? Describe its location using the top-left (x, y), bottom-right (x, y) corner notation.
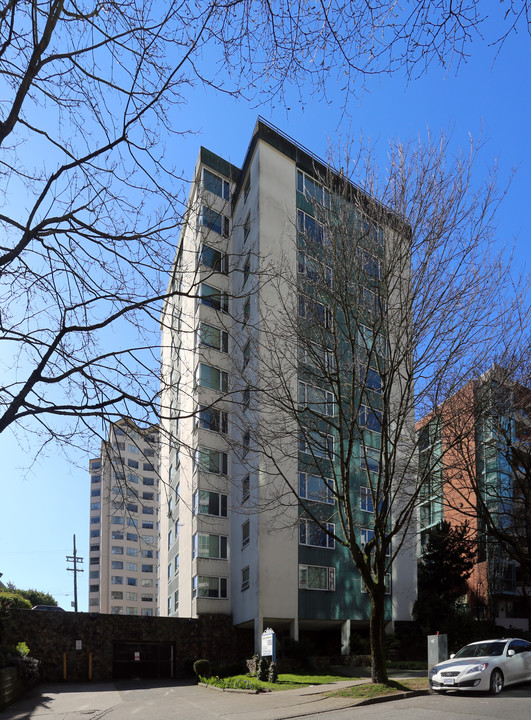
top-left (113, 642), bottom-right (175, 679)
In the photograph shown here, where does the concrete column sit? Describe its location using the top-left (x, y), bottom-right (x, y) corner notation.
top-left (341, 619), bottom-right (351, 656)
top-left (290, 618), bottom-right (299, 641)
top-left (255, 616), bottom-right (263, 653)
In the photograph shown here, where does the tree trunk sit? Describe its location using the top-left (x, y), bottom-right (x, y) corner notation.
top-left (369, 587), bottom-right (388, 684)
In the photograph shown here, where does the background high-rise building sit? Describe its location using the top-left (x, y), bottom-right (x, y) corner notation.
top-left (159, 119), bottom-right (417, 652)
top-left (88, 419), bottom-right (160, 616)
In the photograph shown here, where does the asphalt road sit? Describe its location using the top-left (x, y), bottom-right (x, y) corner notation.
top-left (2, 679), bottom-right (530, 720)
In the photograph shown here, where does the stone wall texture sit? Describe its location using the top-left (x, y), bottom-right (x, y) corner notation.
top-left (2, 610), bottom-right (239, 682)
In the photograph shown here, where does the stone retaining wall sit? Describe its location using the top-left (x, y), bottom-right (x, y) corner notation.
top-left (0, 667), bottom-right (23, 710)
top-left (2, 610), bottom-right (239, 682)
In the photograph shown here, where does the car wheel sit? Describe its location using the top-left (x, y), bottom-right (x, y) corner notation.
top-left (489, 669), bottom-right (504, 695)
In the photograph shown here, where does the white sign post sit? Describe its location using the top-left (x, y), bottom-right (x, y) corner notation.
top-left (261, 627), bottom-right (276, 662)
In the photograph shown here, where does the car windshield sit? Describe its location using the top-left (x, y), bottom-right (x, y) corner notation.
top-left (454, 641), bottom-right (506, 658)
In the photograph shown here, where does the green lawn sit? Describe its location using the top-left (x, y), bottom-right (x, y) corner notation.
top-left (200, 672), bottom-right (353, 692)
top-left (327, 677), bottom-right (430, 699)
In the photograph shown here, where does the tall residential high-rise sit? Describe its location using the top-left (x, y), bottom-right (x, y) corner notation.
top-left (88, 419), bottom-right (160, 616)
top-left (159, 119), bottom-right (417, 652)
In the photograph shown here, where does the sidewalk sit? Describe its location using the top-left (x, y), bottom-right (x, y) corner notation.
top-left (0, 671), bottom-right (430, 720)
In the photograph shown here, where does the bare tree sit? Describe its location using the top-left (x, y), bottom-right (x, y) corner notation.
top-left (233, 131), bottom-right (528, 682)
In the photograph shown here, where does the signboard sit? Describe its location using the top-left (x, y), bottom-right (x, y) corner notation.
top-left (134, 651), bottom-right (140, 662)
top-left (76, 640), bottom-right (82, 650)
top-left (261, 628), bottom-right (276, 661)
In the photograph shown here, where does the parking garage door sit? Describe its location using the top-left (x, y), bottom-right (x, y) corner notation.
top-left (113, 642), bottom-right (174, 679)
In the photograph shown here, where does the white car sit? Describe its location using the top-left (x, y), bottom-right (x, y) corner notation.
top-left (430, 638), bottom-right (531, 695)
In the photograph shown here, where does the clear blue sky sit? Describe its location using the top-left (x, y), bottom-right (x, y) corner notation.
top-left (1, 7), bottom-right (529, 610)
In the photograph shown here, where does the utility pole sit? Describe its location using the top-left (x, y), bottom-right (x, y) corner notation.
top-left (66, 534), bottom-right (84, 612)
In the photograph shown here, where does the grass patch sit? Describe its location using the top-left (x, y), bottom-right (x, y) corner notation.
top-left (328, 677), bottom-right (430, 699)
top-left (200, 672), bottom-right (353, 692)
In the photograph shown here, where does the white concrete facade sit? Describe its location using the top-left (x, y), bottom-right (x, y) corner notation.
top-left (159, 120), bottom-right (417, 651)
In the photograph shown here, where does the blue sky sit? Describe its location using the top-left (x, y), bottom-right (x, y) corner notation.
top-left (1, 7), bottom-right (529, 610)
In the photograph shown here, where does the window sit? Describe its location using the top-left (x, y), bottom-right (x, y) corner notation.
top-left (198, 405), bottom-right (228, 434)
top-left (111, 576), bottom-right (123, 585)
top-left (142, 535), bottom-right (154, 544)
top-left (360, 486), bottom-right (374, 512)
top-left (203, 168), bottom-right (230, 200)
top-left (91, 475), bottom-right (101, 484)
top-left (142, 578), bottom-right (154, 587)
top-left (168, 564), bottom-right (172, 580)
top-left (298, 294), bottom-right (332, 329)
top-left (126, 503), bottom-right (138, 513)
top-left (299, 564), bottom-right (336, 590)
top-left (126, 562), bottom-right (137, 571)
top-left (192, 575), bottom-right (228, 599)
top-left (91, 489), bottom-right (101, 497)
top-left (193, 533), bottom-right (228, 559)
top-left (195, 447), bottom-right (228, 474)
top-left (242, 474), bottom-right (250, 502)
top-left (243, 213), bottom-right (250, 243)
top-left (90, 557), bottom-right (100, 565)
top-left (360, 528), bottom-right (391, 556)
top-left (175, 554), bottom-right (180, 572)
top-left (243, 297), bottom-right (250, 324)
top-left (90, 544), bottom-right (100, 552)
top-left (243, 173), bottom-right (251, 201)
top-left (111, 561), bottom-right (123, 570)
top-left (127, 577), bottom-right (137, 586)
top-left (127, 458), bottom-right (139, 469)
top-left (90, 502), bottom-right (101, 511)
top-left (299, 519), bottom-right (335, 548)
top-left (142, 549), bottom-right (153, 558)
top-left (142, 521), bottom-right (154, 529)
top-left (142, 608), bottom-right (154, 617)
top-left (359, 405), bottom-right (382, 433)
top-left (126, 518), bottom-right (138, 527)
top-left (242, 520), bottom-right (250, 548)
top-left (357, 324), bottom-right (388, 357)
top-left (241, 566), bottom-right (250, 591)
top-left (357, 247), bottom-right (382, 279)
top-left (297, 169), bottom-right (330, 207)
top-left (143, 462), bottom-right (155, 471)
top-left (111, 606), bottom-right (123, 615)
top-left (242, 341), bottom-right (250, 368)
top-left (197, 363), bottom-right (228, 392)
top-left (200, 206), bottom-right (229, 236)
top-left (299, 472), bottom-right (334, 504)
top-left (141, 594), bottom-right (153, 603)
top-left (126, 532), bottom-right (138, 542)
top-left (167, 530), bottom-right (173, 549)
top-left (90, 516), bottom-right (100, 524)
top-left (143, 491), bottom-right (154, 500)
top-left (168, 596), bottom-right (172, 614)
top-left (142, 564), bottom-right (153, 573)
top-left (89, 571), bottom-right (99, 579)
top-left (89, 584), bottom-right (99, 593)
top-left (298, 250), bottom-right (332, 287)
top-left (128, 444), bottom-right (139, 455)
top-left (298, 381), bottom-right (335, 416)
top-left (359, 366), bottom-right (382, 394)
top-left (126, 591), bottom-right (137, 601)
top-left (299, 430), bottom-right (334, 458)
top-left (111, 591), bottom-right (123, 599)
top-left (198, 322), bottom-right (229, 352)
top-left (127, 473), bottom-right (138, 484)
top-left (112, 546), bottom-right (124, 555)
top-left (200, 283), bottom-right (229, 313)
top-left (360, 286), bottom-right (384, 315)
top-left (126, 607), bottom-right (138, 616)
top-left (362, 573), bottom-right (391, 594)
top-left (143, 476), bottom-right (154, 486)
top-left (126, 548), bottom-right (138, 557)
top-left (242, 255), bottom-right (250, 287)
top-left (242, 429), bottom-right (250, 454)
top-left (360, 447), bottom-right (380, 474)
top-left (200, 244), bottom-right (228, 274)
top-left (143, 506), bottom-right (154, 515)
top-left (193, 490), bottom-right (228, 517)
top-left (90, 529), bottom-right (100, 538)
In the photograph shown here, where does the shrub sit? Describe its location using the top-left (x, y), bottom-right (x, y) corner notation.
top-left (193, 659), bottom-right (211, 678)
top-left (268, 661), bottom-right (278, 683)
top-left (201, 676), bottom-right (262, 691)
top-left (16, 642), bottom-right (30, 657)
top-left (257, 656), bottom-right (269, 681)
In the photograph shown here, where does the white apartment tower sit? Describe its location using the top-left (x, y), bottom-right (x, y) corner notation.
top-left (88, 419), bottom-right (160, 616)
top-left (160, 119), bottom-right (417, 652)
